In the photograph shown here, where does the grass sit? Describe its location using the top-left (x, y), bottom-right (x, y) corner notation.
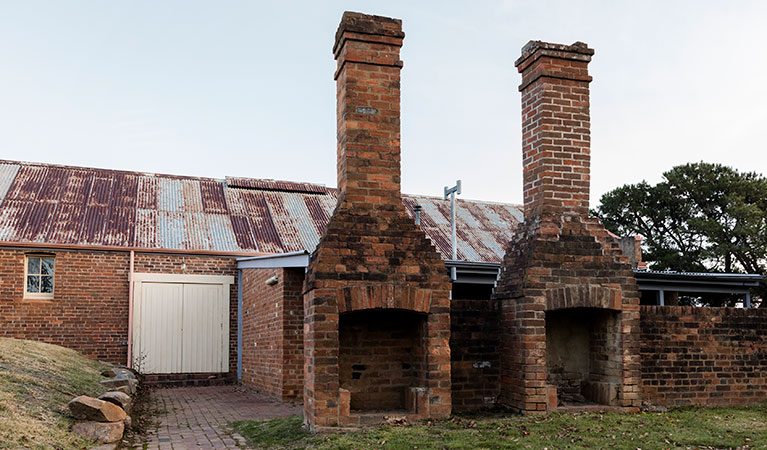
top-left (233, 406), bottom-right (767, 449)
top-left (0, 337), bottom-right (112, 449)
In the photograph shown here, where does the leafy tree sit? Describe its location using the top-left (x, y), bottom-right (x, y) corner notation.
top-left (593, 162), bottom-right (767, 306)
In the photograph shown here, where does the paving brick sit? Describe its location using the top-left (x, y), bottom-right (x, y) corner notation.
top-left (139, 385), bottom-right (300, 449)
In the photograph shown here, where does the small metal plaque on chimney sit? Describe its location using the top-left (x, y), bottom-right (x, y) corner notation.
top-left (356, 106), bottom-right (379, 115)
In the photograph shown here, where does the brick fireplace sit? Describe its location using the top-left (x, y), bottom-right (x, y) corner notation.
top-left (493, 41), bottom-right (641, 412)
top-left (302, 12), bottom-right (452, 429)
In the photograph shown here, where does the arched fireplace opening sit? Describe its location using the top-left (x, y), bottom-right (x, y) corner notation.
top-left (339, 309), bottom-right (428, 412)
top-left (545, 308), bottom-right (622, 407)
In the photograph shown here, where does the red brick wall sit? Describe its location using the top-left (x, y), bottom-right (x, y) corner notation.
top-left (281, 268), bottom-right (304, 398)
top-left (0, 248), bottom-right (129, 363)
top-left (240, 267), bottom-right (304, 400)
top-left (0, 247), bottom-right (238, 374)
top-left (450, 287), bottom-right (501, 411)
top-left (241, 267), bottom-right (283, 396)
top-left (640, 306), bottom-right (767, 407)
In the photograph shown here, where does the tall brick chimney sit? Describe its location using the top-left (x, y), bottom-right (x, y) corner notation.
top-left (493, 41), bottom-right (641, 413)
top-left (517, 41), bottom-right (593, 221)
top-left (303, 12), bottom-right (451, 430)
top-left (333, 12), bottom-right (404, 205)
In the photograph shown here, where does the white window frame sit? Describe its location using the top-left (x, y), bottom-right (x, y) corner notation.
top-left (24, 254), bottom-right (55, 300)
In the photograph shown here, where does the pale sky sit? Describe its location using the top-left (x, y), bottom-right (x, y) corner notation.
top-left (0, 1), bottom-right (765, 206)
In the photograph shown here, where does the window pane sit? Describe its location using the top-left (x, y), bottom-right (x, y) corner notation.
top-left (27, 275), bottom-right (39, 293)
top-left (41, 258), bottom-right (54, 275)
top-left (27, 257), bottom-right (40, 275)
top-left (41, 276), bottom-right (54, 293)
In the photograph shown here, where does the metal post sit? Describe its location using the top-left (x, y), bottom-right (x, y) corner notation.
top-left (745, 291), bottom-right (752, 308)
top-left (444, 180), bottom-right (461, 280)
top-left (658, 290), bottom-right (665, 306)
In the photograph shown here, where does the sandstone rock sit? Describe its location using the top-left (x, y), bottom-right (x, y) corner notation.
top-left (100, 377), bottom-right (137, 394)
top-left (99, 391), bottom-right (132, 413)
top-left (71, 421), bottom-right (124, 444)
top-left (68, 396), bottom-right (127, 422)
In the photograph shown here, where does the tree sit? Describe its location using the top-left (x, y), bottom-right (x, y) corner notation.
top-left (593, 162), bottom-right (767, 306)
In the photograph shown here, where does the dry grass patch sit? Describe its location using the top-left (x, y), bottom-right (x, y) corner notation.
top-left (0, 337), bottom-right (111, 449)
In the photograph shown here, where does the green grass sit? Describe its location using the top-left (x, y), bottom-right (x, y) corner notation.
top-left (233, 406), bottom-right (767, 449)
top-left (0, 337), bottom-right (112, 449)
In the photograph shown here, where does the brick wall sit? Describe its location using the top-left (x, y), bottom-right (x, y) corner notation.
top-left (450, 287), bottom-right (501, 411)
top-left (282, 268), bottom-right (304, 399)
top-left (0, 247), bottom-right (238, 374)
top-left (240, 267), bottom-right (304, 400)
top-left (0, 248), bottom-right (129, 363)
top-left (641, 306), bottom-right (767, 407)
top-left (241, 267), bottom-right (283, 396)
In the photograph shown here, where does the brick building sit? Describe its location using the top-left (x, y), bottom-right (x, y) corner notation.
top-left (1, 11), bottom-right (764, 431)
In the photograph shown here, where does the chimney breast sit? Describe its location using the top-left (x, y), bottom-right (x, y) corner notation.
top-left (515, 41), bottom-right (594, 221)
top-left (333, 12), bottom-right (405, 206)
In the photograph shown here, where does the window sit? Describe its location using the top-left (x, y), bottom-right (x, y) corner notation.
top-left (24, 255), bottom-right (55, 299)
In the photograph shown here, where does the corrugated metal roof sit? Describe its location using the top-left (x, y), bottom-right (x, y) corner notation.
top-left (0, 160), bottom-right (522, 262)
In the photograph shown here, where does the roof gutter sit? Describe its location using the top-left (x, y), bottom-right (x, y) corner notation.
top-left (0, 241), bottom-right (272, 258)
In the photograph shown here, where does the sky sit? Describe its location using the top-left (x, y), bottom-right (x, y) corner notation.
top-left (0, 1), bottom-right (765, 206)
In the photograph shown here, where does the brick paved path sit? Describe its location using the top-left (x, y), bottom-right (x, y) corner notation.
top-left (138, 385), bottom-right (301, 449)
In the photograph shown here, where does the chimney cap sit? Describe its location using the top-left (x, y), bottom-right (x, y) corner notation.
top-left (334, 11), bottom-right (404, 51)
top-left (515, 40), bottom-right (594, 68)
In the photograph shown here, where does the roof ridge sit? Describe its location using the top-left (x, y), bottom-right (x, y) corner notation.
top-left (0, 159), bottom-right (226, 183)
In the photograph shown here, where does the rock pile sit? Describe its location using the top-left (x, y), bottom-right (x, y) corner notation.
top-left (68, 366), bottom-right (139, 447)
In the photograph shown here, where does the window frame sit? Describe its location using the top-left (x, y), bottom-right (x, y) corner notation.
top-left (23, 254), bottom-right (55, 300)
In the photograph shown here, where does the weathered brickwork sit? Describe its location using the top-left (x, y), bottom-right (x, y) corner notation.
top-left (640, 306), bottom-right (767, 407)
top-left (339, 309), bottom-right (427, 410)
top-left (303, 12), bottom-right (451, 429)
top-left (0, 247), bottom-right (238, 374)
top-left (492, 41), bottom-right (641, 413)
top-left (241, 267), bottom-right (303, 400)
top-left (450, 291), bottom-right (501, 412)
top-left (0, 248), bottom-right (129, 363)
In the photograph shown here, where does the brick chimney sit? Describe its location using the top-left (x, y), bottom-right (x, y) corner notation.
top-left (333, 12), bottom-right (404, 205)
top-left (303, 12), bottom-right (451, 430)
top-left (493, 41), bottom-right (641, 413)
top-left (516, 41), bottom-right (594, 221)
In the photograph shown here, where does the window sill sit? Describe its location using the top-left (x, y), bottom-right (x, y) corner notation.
top-left (21, 297), bottom-right (55, 304)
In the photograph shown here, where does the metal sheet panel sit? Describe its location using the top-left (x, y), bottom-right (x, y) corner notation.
top-left (205, 214), bottom-right (240, 252)
top-left (0, 163), bottom-right (20, 203)
top-left (0, 160), bottom-right (523, 262)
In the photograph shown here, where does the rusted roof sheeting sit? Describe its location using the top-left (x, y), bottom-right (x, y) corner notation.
top-left (226, 176), bottom-right (332, 194)
top-left (0, 160), bottom-right (522, 262)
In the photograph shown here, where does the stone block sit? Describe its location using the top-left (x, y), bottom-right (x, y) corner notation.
top-left (99, 391), bottom-right (132, 414)
top-left (68, 396), bottom-right (127, 422)
top-left (71, 421), bottom-right (124, 444)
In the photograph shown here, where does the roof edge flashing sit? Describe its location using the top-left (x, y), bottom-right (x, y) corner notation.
top-left (237, 251), bottom-right (310, 269)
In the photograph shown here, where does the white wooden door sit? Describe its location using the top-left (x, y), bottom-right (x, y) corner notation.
top-left (137, 282), bottom-right (183, 374)
top-left (182, 283), bottom-right (229, 373)
top-left (132, 274), bottom-right (233, 374)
